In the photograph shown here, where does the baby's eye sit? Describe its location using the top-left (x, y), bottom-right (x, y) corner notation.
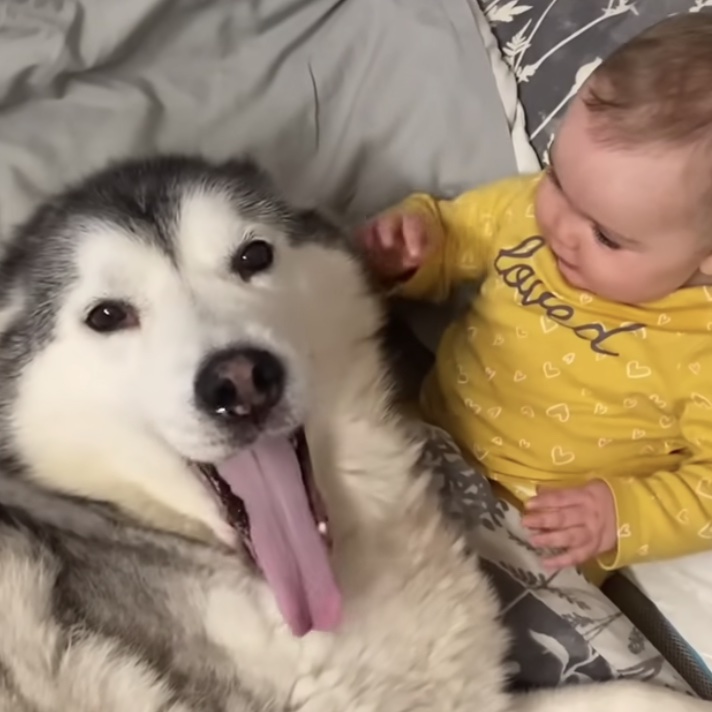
top-left (593, 226), bottom-right (620, 250)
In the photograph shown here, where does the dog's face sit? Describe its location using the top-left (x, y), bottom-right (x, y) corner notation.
top-left (0, 156), bottom-right (381, 541)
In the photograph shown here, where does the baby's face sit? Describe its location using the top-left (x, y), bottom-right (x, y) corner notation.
top-left (535, 94), bottom-right (711, 304)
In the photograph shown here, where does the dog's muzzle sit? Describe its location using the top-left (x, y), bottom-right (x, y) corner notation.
top-left (190, 345), bottom-right (341, 638)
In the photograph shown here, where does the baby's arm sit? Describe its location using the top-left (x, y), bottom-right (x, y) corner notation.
top-left (523, 386), bottom-right (712, 571)
top-left (356, 176), bottom-right (530, 302)
top-left (589, 388), bottom-right (712, 570)
top-left (593, 451), bottom-right (712, 571)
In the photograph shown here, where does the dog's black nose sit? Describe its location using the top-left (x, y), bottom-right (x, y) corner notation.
top-left (194, 347), bottom-right (285, 420)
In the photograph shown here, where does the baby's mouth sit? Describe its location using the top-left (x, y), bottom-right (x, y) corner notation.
top-left (554, 251), bottom-right (577, 272)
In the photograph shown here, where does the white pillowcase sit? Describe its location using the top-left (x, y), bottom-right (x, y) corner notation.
top-left (626, 556), bottom-right (712, 673)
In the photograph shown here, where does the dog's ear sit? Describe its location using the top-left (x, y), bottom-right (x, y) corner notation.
top-left (290, 205), bottom-right (383, 296)
top-left (288, 205), bottom-right (353, 250)
top-left (218, 156), bottom-right (278, 194)
top-left (294, 205), bottom-right (340, 234)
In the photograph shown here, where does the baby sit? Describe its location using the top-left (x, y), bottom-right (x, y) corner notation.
top-left (357, 14), bottom-right (712, 578)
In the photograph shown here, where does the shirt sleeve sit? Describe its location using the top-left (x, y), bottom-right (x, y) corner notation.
top-left (395, 176), bottom-right (534, 304)
top-left (597, 393), bottom-right (712, 570)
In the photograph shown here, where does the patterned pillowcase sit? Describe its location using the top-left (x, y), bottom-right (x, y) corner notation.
top-left (418, 423), bottom-right (694, 693)
top-left (482, 0), bottom-right (712, 162)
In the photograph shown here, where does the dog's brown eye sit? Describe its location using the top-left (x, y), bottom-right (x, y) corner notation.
top-left (231, 240), bottom-right (274, 281)
top-left (85, 301), bottom-right (139, 333)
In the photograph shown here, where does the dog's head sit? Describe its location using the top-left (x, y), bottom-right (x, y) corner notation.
top-left (0, 155), bottom-right (384, 634)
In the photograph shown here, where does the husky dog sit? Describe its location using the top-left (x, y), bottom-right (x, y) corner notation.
top-left (0, 155), bottom-right (705, 712)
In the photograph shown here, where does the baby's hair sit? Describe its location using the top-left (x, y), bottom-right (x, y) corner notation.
top-left (584, 14), bottom-right (712, 230)
top-left (585, 14), bottom-right (712, 147)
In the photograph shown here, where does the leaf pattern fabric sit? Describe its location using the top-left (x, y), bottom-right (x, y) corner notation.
top-left (481, 0), bottom-right (712, 160)
top-left (419, 423), bottom-right (696, 692)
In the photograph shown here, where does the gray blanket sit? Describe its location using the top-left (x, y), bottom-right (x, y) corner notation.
top-left (0, 0), bottom-right (518, 236)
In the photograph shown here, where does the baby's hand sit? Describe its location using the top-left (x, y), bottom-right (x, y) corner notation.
top-left (522, 480), bottom-right (617, 571)
top-left (355, 211), bottom-right (431, 283)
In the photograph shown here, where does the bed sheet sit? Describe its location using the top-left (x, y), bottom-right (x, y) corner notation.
top-left (0, 0), bottom-right (527, 237)
top-left (625, 557), bottom-right (712, 674)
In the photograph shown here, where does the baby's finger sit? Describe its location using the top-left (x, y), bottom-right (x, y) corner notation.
top-left (526, 487), bottom-right (586, 512)
top-left (541, 543), bottom-right (595, 571)
top-left (522, 505), bottom-right (586, 532)
top-left (529, 525), bottom-right (590, 551)
top-left (374, 213), bottom-right (403, 251)
top-left (401, 214), bottom-right (429, 262)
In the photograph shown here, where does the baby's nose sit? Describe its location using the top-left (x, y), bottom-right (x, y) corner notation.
top-left (555, 217), bottom-right (580, 252)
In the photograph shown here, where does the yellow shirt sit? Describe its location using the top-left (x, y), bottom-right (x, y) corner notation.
top-left (399, 172), bottom-right (712, 571)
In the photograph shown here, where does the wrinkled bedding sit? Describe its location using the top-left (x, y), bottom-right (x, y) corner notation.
top-left (0, 0), bottom-right (519, 234)
top-left (0, 0), bottom-right (698, 698)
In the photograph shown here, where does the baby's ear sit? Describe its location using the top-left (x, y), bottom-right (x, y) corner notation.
top-left (699, 251), bottom-right (712, 277)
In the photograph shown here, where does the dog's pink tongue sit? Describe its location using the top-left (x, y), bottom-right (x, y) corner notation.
top-left (217, 436), bottom-right (342, 637)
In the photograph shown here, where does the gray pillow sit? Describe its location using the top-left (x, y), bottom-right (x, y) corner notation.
top-left (485, 0), bottom-right (712, 161)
